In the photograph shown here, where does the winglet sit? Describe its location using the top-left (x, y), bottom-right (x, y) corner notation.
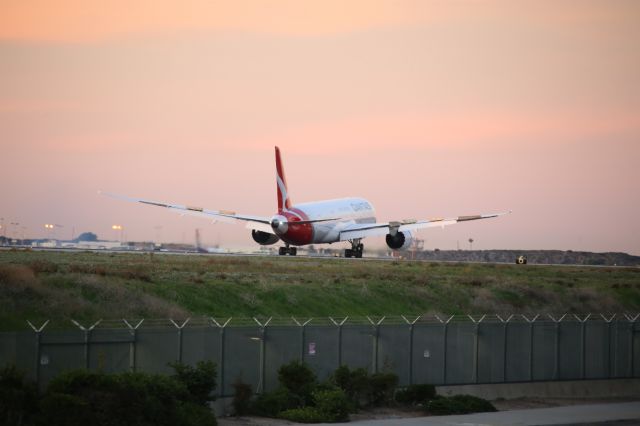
top-left (275, 146), bottom-right (292, 212)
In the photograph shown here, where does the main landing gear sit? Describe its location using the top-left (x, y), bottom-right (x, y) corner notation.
top-left (345, 239), bottom-right (363, 258)
top-left (279, 244), bottom-right (297, 256)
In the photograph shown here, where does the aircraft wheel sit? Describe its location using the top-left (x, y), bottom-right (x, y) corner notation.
top-left (279, 247), bottom-right (287, 256)
top-left (290, 247), bottom-right (297, 256)
top-left (344, 249), bottom-right (353, 258)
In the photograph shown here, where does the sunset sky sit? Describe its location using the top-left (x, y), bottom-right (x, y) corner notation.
top-left (1, 1), bottom-right (639, 254)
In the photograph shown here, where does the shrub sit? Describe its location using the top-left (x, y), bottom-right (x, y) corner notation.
top-left (395, 384), bottom-right (436, 405)
top-left (250, 387), bottom-right (296, 417)
top-left (176, 401), bottom-right (218, 426)
top-left (231, 379), bottom-right (253, 416)
top-left (313, 389), bottom-right (350, 422)
top-left (170, 360), bottom-right (217, 405)
top-left (0, 365), bottom-right (39, 426)
top-left (40, 369), bottom-right (217, 426)
top-left (331, 365), bottom-right (370, 409)
top-left (279, 407), bottom-right (324, 423)
top-left (427, 394), bottom-right (496, 415)
top-left (39, 392), bottom-right (91, 426)
top-left (368, 372), bottom-right (398, 407)
top-left (277, 360), bottom-right (317, 406)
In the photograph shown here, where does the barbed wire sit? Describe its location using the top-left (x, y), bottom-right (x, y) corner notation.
top-left (17, 312), bottom-right (640, 332)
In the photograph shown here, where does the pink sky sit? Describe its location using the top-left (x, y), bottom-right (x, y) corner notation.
top-left (1, 1), bottom-right (639, 254)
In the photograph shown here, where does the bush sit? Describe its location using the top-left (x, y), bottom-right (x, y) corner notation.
top-left (231, 379), bottom-right (253, 416)
top-left (368, 372), bottom-right (398, 407)
top-left (313, 389), bottom-right (350, 422)
top-left (250, 387), bottom-right (296, 417)
top-left (395, 384), bottom-right (436, 405)
top-left (170, 360), bottom-right (217, 405)
top-left (427, 394), bottom-right (496, 415)
top-left (39, 392), bottom-right (91, 426)
top-left (277, 390), bottom-right (350, 423)
top-left (176, 401), bottom-right (218, 426)
top-left (279, 407), bottom-right (324, 423)
top-left (0, 365), bottom-right (39, 426)
top-left (40, 369), bottom-right (217, 426)
top-left (278, 360), bottom-right (317, 406)
top-left (331, 366), bottom-right (370, 409)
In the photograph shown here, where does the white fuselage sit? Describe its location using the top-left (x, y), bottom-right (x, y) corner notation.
top-left (284, 197), bottom-right (376, 245)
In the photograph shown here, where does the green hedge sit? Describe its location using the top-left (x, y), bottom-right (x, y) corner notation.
top-left (312, 389), bottom-right (350, 422)
top-left (278, 360), bottom-right (317, 407)
top-left (0, 361), bottom-right (218, 426)
top-left (42, 369), bottom-right (217, 426)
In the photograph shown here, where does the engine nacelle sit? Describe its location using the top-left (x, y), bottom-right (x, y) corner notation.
top-left (385, 231), bottom-right (413, 250)
top-left (251, 230), bottom-right (280, 245)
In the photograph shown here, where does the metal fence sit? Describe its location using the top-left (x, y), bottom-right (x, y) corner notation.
top-left (1, 314), bottom-right (638, 396)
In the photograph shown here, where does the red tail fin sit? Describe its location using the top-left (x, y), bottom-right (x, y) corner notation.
top-left (275, 146), bottom-right (291, 212)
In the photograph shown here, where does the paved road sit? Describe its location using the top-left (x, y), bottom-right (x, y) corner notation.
top-left (338, 402), bottom-right (640, 426)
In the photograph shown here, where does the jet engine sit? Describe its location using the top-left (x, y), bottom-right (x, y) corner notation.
top-left (251, 230), bottom-right (280, 245)
top-left (385, 231), bottom-right (413, 250)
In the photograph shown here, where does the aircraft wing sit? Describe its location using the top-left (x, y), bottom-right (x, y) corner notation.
top-left (100, 191), bottom-right (274, 234)
top-left (339, 211), bottom-right (511, 240)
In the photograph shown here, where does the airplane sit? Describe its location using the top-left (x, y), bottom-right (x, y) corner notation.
top-left (102, 147), bottom-right (510, 258)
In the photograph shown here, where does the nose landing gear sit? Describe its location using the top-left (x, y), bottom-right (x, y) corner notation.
top-left (345, 239), bottom-right (363, 258)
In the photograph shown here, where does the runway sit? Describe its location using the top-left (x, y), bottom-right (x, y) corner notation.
top-left (2, 245), bottom-right (637, 269)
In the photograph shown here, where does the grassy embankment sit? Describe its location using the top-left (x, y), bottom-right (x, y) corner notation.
top-left (0, 250), bottom-right (639, 330)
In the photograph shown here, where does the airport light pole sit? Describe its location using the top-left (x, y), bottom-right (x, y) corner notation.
top-left (10, 222), bottom-right (19, 245)
top-left (45, 224), bottom-right (64, 242)
top-left (112, 224), bottom-right (123, 243)
top-left (20, 226), bottom-right (27, 244)
top-left (45, 224), bottom-right (54, 240)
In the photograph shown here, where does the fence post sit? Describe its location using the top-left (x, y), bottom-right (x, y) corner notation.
top-left (624, 314), bottom-right (639, 377)
top-left (253, 317), bottom-right (272, 394)
top-left (548, 314), bottom-right (566, 380)
top-left (522, 314), bottom-right (539, 381)
top-left (26, 320), bottom-right (49, 387)
top-left (123, 319), bottom-right (144, 372)
top-left (367, 316), bottom-right (385, 374)
top-left (402, 316), bottom-right (420, 385)
top-left (330, 317), bottom-right (348, 367)
top-left (436, 315), bottom-right (454, 385)
top-left (292, 317), bottom-right (313, 363)
top-left (497, 315), bottom-right (513, 382)
top-left (468, 315), bottom-right (486, 383)
top-left (71, 319), bottom-right (102, 370)
top-left (210, 317), bottom-right (231, 398)
top-left (170, 318), bottom-right (190, 363)
top-left (602, 314), bottom-right (616, 379)
top-left (574, 314), bottom-right (591, 379)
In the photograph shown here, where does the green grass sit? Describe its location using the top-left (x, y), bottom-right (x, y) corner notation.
top-left (0, 249), bottom-right (639, 330)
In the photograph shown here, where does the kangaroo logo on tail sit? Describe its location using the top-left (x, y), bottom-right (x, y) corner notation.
top-left (275, 146), bottom-right (291, 212)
